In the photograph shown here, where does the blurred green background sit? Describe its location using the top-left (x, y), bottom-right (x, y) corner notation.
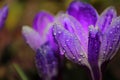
top-left (0, 0), bottom-right (120, 80)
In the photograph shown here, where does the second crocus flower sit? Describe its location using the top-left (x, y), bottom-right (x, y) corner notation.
top-left (22, 11), bottom-right (60, 80)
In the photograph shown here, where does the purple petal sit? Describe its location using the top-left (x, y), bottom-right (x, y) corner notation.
top-left (88, 26), bottom-right (101, 80)
top-left (96, 7), bottom-right (117, 32)
top-left (88, 26), bottom-right (101, 65)
top-left (22, 26), bottom-right (42, 51)
top-left (46, 25), bottom-right (59, 52)
top-left (0, 5), bottom-right (8, 29)
top-left (52, 24), bottom-right (88, 65)
top-left (35, 43), bottom-right (58, 80)
top-left (33, 11), bottom-right (54, 37)
top-left (67, 1), bottom-right (98, 31)
top-left (56, 14), bottom-right (88, 52)
top-left (99, 17), bottom-right (120, 64)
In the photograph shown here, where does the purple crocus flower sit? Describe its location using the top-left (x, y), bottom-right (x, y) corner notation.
top-left (22, 11), bottom-right (59, 80)
top-left (0, 5), bottom-right (8, 29)
top-left (52, 1), bottom-right (120, 80)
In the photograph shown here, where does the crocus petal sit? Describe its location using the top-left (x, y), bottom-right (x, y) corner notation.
top-left (0, 5), bottom-right (8, 29)
top-left (33, 11), bottom-right (54, 37)
top-left (22, 26), bottom-right (42, 51)
top-left (99, 17), bottom-right (120, 64)
top-left (44, 24), bottom-right (59, 52)
top-left (67, 1), bottom-right (98, 31)
top-left (52, 24), bottom-right (88, 65)
top-left (35, 43), bottom-right (58, 80)
top-left (56, 14), bottom-right (88, 52)
top-left (96, 7), bottom-right (116, 32)
top-left (88, 26), bottom-right (101, 80)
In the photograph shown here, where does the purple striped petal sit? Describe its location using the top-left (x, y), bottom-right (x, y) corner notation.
top-left (96, 7), bottom-right (116, 33)
top-left (46, 25), bottom-right (59, 52)
top-left (67, 1), bottom-right (98, 31)
top-left (33, 11), bottom-right (54, 37)
top-left (99, 17), bottom-right (120, 64)
top-left (88, 26), bottom-right (101, 80)
top-left (52, 24), bottom-right (88, 65)
top-left (88, 26), bottom-right (100, 62)
top-left (35, 43), bottom-right (58, 80)
top-left (22, 26), bottom-right (42, 51)
top-left (56, 14), bottom-right (88, 52)
top-left (0, 5), bottom-right (8, 29)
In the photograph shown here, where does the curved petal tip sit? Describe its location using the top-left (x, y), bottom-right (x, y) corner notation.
top-left (22, 25), bottom-right (42, 51)
top-left (67, 1), bottom-right (98, 30)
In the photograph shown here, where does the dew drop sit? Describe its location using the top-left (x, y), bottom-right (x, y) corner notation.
top-left (103, 51), bottom-right (106, 54)
top-left (78, 59), bottom-right (81, 62)
top-left (52, 61), bottom-right (56, 65)
top-left (66, 39), bottom-right (69, 42)
top-left (70, 34), bottom-right (73, 37)
top-left (62, 49), bottom-right (65, 53)
top-left (113, 39), bottom-right (116, 41)
top-left (82, 55), bottom-right (85, 58)
top-left (80, 52), bottom-right (83, 55)
top-left (107, 16), bottom-right (111, 20)
top-left (109, 47), bottom-right (112, 49)
top-left (95, 44), bottom-right (97, 47)
top-left (53, 32), bottom-right (56, 35)
top-left (117, 25), bottom-right (119, 28)
top-left (52, 28), bottom-right (55, 31)
top-left (110, 31), bottom-right (112, 34)
top-left (75, 37), bottom-right (78, 40)
top-left (72, 57), bottom-right (75, 59)
top-left (58, 31), bottom-right (61, 34)
top-left (43, 49), bottom-right (46, 53)
top-left (64, 45), bottom-right (66, 47)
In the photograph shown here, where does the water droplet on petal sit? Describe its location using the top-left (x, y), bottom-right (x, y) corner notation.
top-left (109, 47), bottom-right (112, 49)
top-left (58, 31), bottom-right (61, 34)
top-left (53, 32), bottom-right (56, 35)
top-left (43, 49), bottom-right (46, 53)
top-left (64, 45), bottom-right (66, 47)
top-left (63, 50), bottom-right (65, 53)
top-left (82, 55), bottom-right (85, 58)
top-left (75, 37), bottom-right (78, 40)
top-left (78, 59), bottom-right (81, 62)
top-left (117, 26), bottom-right (119, 28)
top-left (110, 31), bottom-right (112, 34)
top-left (73, 57), bottom-right (75, 59)
top-left (66, 39), bottom-right (69, 42)
top-left (103, 51), bottom-right (106, 54)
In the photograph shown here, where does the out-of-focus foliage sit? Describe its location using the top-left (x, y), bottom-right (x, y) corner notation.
top-left (6, 2), bottom-right (24, 31)
top-left (13, 63), bottom-right (28, 80)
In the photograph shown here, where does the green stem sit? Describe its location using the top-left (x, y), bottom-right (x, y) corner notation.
top-left (13, 63), bottom-right (28, 80)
